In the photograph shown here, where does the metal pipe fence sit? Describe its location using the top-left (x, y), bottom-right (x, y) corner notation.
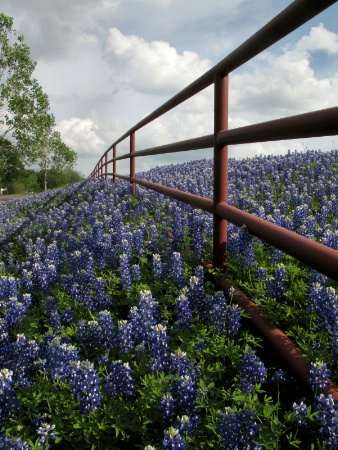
top-left (90, 0), bottom-right (338, 281)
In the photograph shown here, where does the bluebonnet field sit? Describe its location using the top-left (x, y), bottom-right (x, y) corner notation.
top-left (0, 149), bottom-right (337, 449)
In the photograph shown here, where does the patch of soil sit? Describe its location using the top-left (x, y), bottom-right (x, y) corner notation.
top-left (0, 194), bottom-right (30, 202)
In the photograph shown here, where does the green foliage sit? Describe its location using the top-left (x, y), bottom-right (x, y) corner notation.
top-left (0, 12), bottom-right (77, 190)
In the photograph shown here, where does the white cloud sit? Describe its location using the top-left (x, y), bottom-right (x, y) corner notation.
top-left (295, 23), bottom-right (338, 54)
top-left (230, 24), bottom-right (338, 118)
top-left (105, 27), bottom-right (211, 95)
top-left (56, 118), bottom-right (104, 156)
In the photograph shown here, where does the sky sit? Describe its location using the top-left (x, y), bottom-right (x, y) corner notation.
top-left (1, 0), bottom-right (338, 177)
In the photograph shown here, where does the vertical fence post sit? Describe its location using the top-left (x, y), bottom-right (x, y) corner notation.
top-left (113, 145), bottom-right (117, 184)
top-left (105, 152), bottom-right (108, 179)
top-left (130, 131), bottom-right (136, 195)
top-left (213, 73), bottom-right (229, 270)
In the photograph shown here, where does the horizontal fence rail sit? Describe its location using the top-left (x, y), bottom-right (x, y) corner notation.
top-left (90, 0), bottom-right (338, 283)
top-left (110, 175), bottom-right (338, 282)
top-left (90, 0), bottom-right (338, 397)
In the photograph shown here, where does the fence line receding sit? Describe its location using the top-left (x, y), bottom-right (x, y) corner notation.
top-left (90, 0), bottom-right (338, 282)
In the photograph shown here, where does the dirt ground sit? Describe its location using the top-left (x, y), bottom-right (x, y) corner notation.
top-left (0, 194), bottom-right (30, 202)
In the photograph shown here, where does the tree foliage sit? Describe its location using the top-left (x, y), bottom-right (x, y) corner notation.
top-left (0, 12), bottom-right (77, 190)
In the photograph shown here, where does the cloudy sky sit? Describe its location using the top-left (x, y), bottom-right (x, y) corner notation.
top-left (2, 0), bottom-right (338, 176)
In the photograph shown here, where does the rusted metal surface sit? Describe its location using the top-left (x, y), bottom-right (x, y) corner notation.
top-left (130, 132), bottom-right (136, 195)
top-left (218, 278), bottom-right (338, 402)
top-left (113, 145), bottom-right (117, 184)
top-left (213, 73), bottom-right (228, 269)
top-left (105, 153), bottom-right (108, 179)
top-left (116, 174), bottom-right (215, 214)
top-left (93, 0), bottom-right (337, 161)
top-left (217, 107), bottom-right (338, 146)
top-left (108, 106), bottom-right (338, 164)
top-left (114, 173), bottom-right (338, 281)
top-left (91, 0), bottom-right (338, 398)
top-left (113, 135), bottom-right (213, 161)
top-left (216, 202), bottom-right (338, 282)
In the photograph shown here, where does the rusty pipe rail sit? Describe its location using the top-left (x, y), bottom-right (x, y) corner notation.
top-left (104, 106), bottom-right (338, 165)
top-left (219, 278), bottom-right (338, 402)
top-left (94, 0), bottom-right (337, 162)
top-left (113, 175), bottom-right (338, 281)
top-left (90, 0), bottom-right (338, 403)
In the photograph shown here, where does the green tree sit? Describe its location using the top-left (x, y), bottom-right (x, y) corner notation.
top-left (40, 167), bottom-right (84, 190)
top-left (0, 12), bottom-right (77, 191)
top-left (0, 136), bottom-right (24, 185)
top-left (36, 128), bottom-right (77, 191)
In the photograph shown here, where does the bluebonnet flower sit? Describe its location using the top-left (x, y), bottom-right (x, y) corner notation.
top-left (36, 423), bottom-right (57, 447)
top-left (266, 264), bottom-right (288, 301)
top-left (46, 297), bottom-right (61, 332)
top-left (0, 434), bottom-right (31, 449)
top-left (152, 254), bottom-right (162, 280)
top-left (69, 249), bottom-right (92, 272)
top-left (46, 241), bottom-right (61, 270)
top-left (119, 253), bottom-right (132, 291)
top-left (292, 401), bottom-right (309, 426)
top-left (308, 286), bottom-right (338, 356)
top-left (21, 269), bottom-right (34, 292)
top-left (270, 246), bottom-right (283, 263)
top-left (173, 375), bottom-right (197, 416)
top-left (170, 205), bottom-right (184, 245)
top-left (148, 324), bottom-right (170, 372)
top-left (77, 320), bottom-right (103, 350)
top-left (159, 393), bottom-right (177, 428)
top-left (128, 290), bottom-right (159, 344)
top-left (7, 334), bottom-right (39, 387)
top-left (120, 237), bottom-right (132, 260)
top-left (316, 394), bottom-right (338, 449)
top-left (308, 361), bottom-right (331, 392)
top-left (0, 368), bottom-right (19, 415)
top-left (5, 298), bottom-right (29, 331)
top-left (238, 226), bottom-right (256, 268)
top-left (92, 277), bottom-right (112, 309)
top-left (174, 293), bottom-right (193, 330)
top-left (256, 267), bottom-right (266, 280)
top-left (194, 338), bottom-right (207, 353)
top-left (39, 335), bottom-right (79, 380)
top-left (62, 307), bottom-right (74, 324)
top-left (97, 310), bottom-right (115, 349)
top-left (21, 293), bottom-right (32, 308)
top-left (206, 292), bottom-right (227, 334)
top-left (116, 320), bottom-right (134, 354)
top-left (0, 275), bottom-right (18, 298)
top-left (227, 231), bottom-right (241, 258)
top-left (269, 369), bottom-right (289, 385)
top-left (218, 407), bottom-right (261, 450)
top-left (104, 360), bottom-right (134, 397)
top-left (68, 360), bottom-right (102, 413)
top-left (162, 427), bottom-right (186, 450)
top-left (33, 260), bottom-right (58, 293)
top-left (189, 210), bottom-right (205, 258)
top-left (186, 275), bottom-right (205, 318)
top-left (239, 349), bottom-right (268, 393)
top-left (133, 226), bottom-right (145, 255)
top-left (169, 350), bottom-right (192, 378)
top-left (224, 304), bottom-right (242, 338)
top-left (293, 204), bottom-right (310, 230)
top-left (131, 264), bottom-right (141, 282)
top-left (177, 414), bottom-right (200, 436)
top-left (170, 252), bottom-right (185, 289)
top-left (147, 224), bottom-right (159, 253)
